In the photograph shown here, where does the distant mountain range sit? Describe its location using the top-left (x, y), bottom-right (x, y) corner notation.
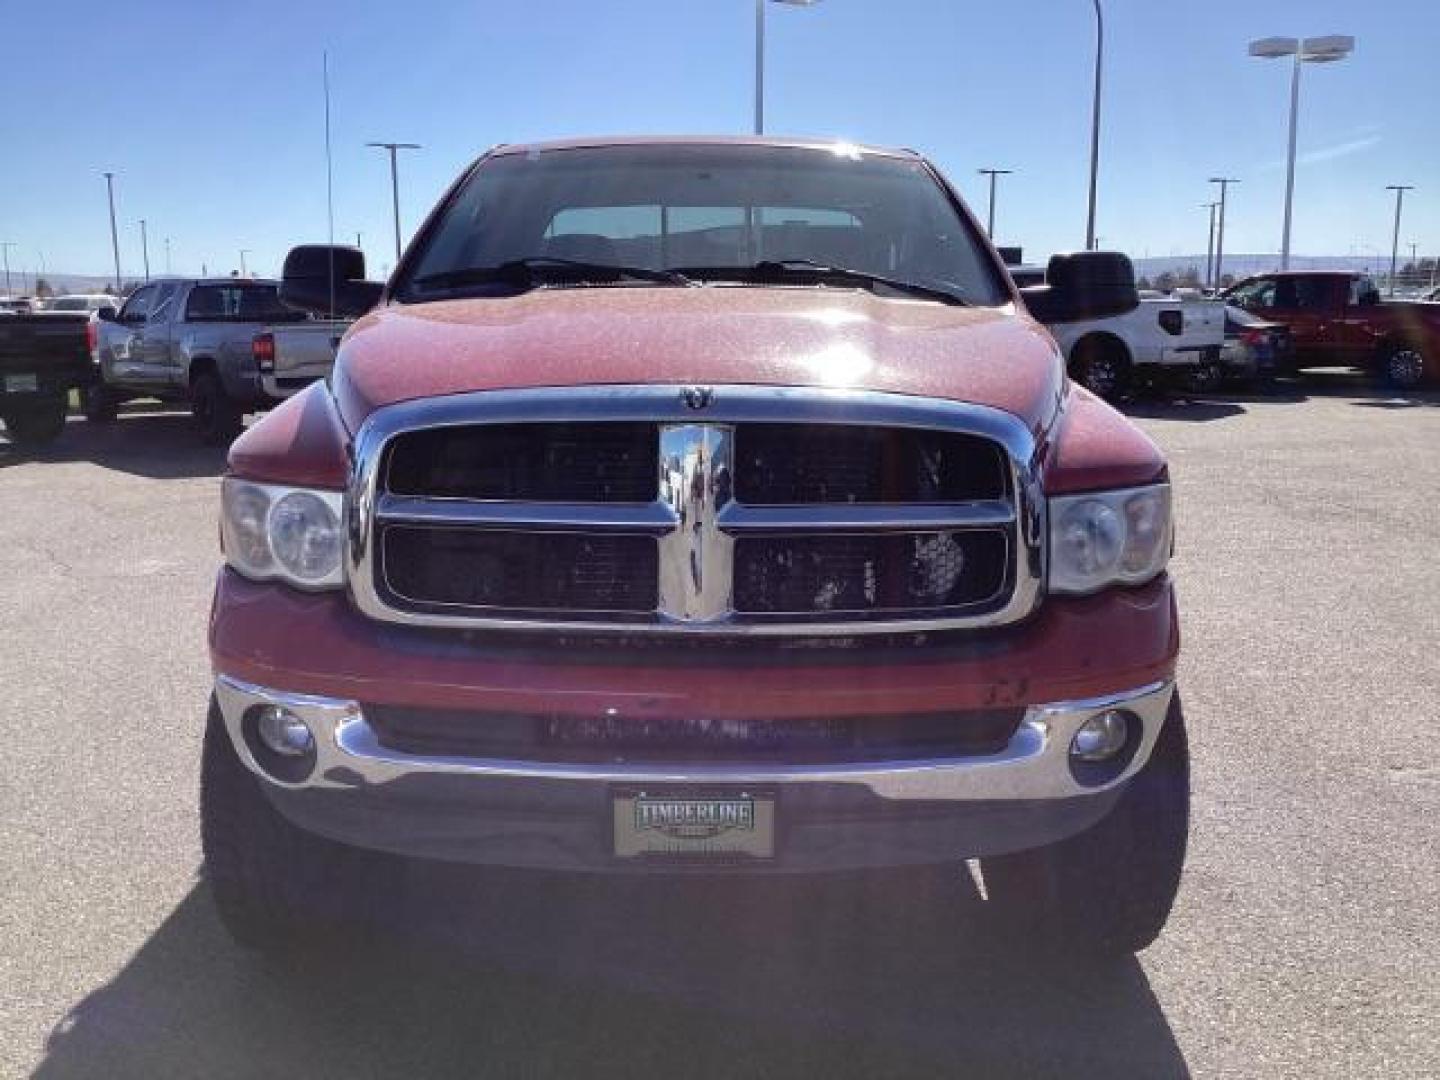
top-left (1130, 253), bottom-right (1425, 281)
top-left (4, 271), bottom-right (120, 296)
top-left (7, 253), bottom-right (1433, 299)
top-left (4, 270), bottom-right (255, 296)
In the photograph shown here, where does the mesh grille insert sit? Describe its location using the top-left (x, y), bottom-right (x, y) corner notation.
top-left (365, 704), bottom-right (1026, 763)
top-left (385, 422), bottom-right (657, 503)
top-left (733, 530), bottom-right (1008, 615)
top-left (380, 526), bottom-right (658, 614)
top-left (734, 425), bottom-right (1007, 504)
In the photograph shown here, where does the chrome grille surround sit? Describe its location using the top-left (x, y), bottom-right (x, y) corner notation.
top-left (346, 385), bottom-right (1046, 635)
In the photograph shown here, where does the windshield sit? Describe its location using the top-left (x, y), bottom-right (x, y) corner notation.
top-left (398, 144), bottom-right (1007, 306)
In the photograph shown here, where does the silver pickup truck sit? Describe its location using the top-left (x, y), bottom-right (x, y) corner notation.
top-left (89, 278), bottom-right (349, 443)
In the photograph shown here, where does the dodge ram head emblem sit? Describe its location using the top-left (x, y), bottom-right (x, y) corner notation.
top-left (680, 386), bottom-right (715, 410)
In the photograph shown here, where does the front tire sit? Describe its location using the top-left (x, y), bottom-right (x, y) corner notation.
top-left (1382, 343), bottom-right (1427, 390)
top-left (191, 371), bottom-right (244, 446)
top-left (200, 699), bottom-right (382, 952)
top-left (1185, 358), bottom-right (1225, 395)
top-left (82, 383), bottom-right (120, 423)
top-left (1069, 338), bottom-right (1131, 401)
top-left (982, 693), bottom-right (1190, 957)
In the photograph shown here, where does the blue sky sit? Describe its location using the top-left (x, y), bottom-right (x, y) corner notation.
top-left (1, 0), bottom-right (1435, 282)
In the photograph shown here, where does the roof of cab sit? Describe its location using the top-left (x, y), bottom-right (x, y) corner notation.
top-left (134, 276), bottom-right (280, 287)
top-left (1258, 270), bottom-right (1360, 279)
top-left (486, 134), bottom-right (922, 160)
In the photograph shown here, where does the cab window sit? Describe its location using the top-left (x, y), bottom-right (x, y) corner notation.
top-left (542, 204), bottom-right (868, 268)
top-left (1229, 278), bottom-right (1275, 308)
top-left (118, 285), bottom-right (156, 323)
top-left (1347, 276), bottom-right (1380, 306)
top-left (147, 283), bottom-right (181, 323)
top-left (1289, 277), bottom-right (1331, 309)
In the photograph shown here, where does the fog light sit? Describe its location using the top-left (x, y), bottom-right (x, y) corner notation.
top-left (255, 705), bottom-right (314, 757)
top-left (1070, 709), bottom-right (1131, 762)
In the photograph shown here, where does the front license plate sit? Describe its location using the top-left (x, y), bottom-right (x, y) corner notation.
top-left (4, 374), bottom-right (38, 393)
top-left (614, 791), bottom-right (776, 860)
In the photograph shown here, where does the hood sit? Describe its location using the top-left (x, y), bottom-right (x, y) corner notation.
top-left (331, 286), bottom-right (1065, 435)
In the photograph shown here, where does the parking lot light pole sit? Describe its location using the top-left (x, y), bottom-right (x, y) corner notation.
top-left (1386, 185), bottom-right (1414, 297)
top-left (978, 168), bottom-right (1012, 239)
top-left (1202, 202), bottom-right (1219, 287)
top-left (367, 142), bottom-right (422, 263)
top-left (102, 172), bottom-right (122, 293)
top-left (1085, 0), bottom-right (1103, 250)
top-left (1209, 178), bottom-right (1238, 286)
top-left (754, 0), bottom-right (820, 135)
top-left (139, 220), bottom-right (150, 282)
top-left (239, 249), bottom-right (251, 278)
top-left (0, 242), bottom-right (14, 297)
top-left (1249, 35), bottom-right (1354, 271)
top-left (164, 237), bottom-right (171, 275)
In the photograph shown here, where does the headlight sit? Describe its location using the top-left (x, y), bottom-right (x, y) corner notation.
top-left (1048, 484), bottom-right (1171, 595)
top-left (221, 478), bottom-right (344, 590)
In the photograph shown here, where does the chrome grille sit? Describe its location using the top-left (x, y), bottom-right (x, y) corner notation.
top-left (347, 386), bottom-right (1045, 635)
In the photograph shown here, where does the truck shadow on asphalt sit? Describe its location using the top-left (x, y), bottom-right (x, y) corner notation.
top-left (0, 406), bottom-right (229, 478)
top-left (37, 867), bottom-right (1188, 1079)
top-left (1350, 395), bottom-right (1440, 409)
top-left (1120, 371), bottom-right (1440, 423)
top-left (1121, 397), bottom-right (1249, 423)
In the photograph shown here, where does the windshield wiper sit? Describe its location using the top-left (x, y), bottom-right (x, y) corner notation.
top-left (676, 259), bottom-right (970, 306)
top-left (411, 257), bottom-right (696, 294)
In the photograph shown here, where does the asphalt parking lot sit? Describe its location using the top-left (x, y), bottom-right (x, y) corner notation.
top-left (2, 377), bottom-right (1437, 1079)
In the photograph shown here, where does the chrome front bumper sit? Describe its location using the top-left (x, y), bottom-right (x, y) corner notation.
top-left (213, 676), bottom-right (1175, 870)
top-left (216, 676), bottom-right (1173, 802)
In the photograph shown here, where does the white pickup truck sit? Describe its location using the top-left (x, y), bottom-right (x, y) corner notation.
top-left (1007, 253), bottom-right (1226, 398)
top-left (1044, 288), bottom-right (1226, 399)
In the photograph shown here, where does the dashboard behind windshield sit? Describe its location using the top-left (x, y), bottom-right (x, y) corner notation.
top-left (398, 143), bottom-right (1008, 306)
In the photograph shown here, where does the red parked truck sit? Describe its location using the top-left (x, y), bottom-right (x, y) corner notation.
top-left (203, 137), bottom-right (1188, 958)
top-left (1223, 270), bottom-right (1440, 389)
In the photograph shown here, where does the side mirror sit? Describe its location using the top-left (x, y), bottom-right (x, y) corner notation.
top-left (96, 307), bottom-right (117, 322)
top-left (279, 245), bottom-right (384, 319)
top-left (1019, 251), bottom-right (1139, 324)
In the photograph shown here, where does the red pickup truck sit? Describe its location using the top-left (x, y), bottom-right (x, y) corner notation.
top-left (202, 137), bottom-right (1187, 959)
top-left (1224, 270), bottom-right (1440, 388)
